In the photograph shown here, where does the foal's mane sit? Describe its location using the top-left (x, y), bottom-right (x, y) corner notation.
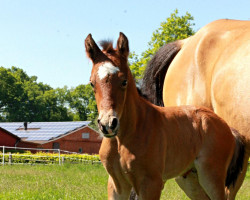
top-left (99, 40), bottom-right (115, 53)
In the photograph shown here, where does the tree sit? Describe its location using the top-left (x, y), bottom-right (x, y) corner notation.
top-left (0, 66), bottom-right (99, 127)
top-left (0, 66), bottom-right (73, 122)
top-left (0, 66), bottom-right (28, 121)
top-left (68, 84), bottom-right (98, 126)
top-left (129, 9), bottom-right (195, 80)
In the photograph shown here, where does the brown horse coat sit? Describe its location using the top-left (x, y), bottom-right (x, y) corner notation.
top-left (85, 32), bottom-right (245, 200)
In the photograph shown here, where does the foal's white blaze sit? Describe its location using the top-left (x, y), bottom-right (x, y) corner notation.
top-left (98, 62), bottom-right (120, 80)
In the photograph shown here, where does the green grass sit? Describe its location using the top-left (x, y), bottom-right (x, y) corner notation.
top-left (0, 164), bottom-right (107, 200)
top-left (0, 164), bottom-right (249, 199)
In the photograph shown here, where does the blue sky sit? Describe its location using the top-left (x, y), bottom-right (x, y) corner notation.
top-left (0, 0), bottom-right (249, 88)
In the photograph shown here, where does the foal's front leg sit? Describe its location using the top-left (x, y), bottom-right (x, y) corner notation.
top-left (138, 176), bottom-right (163, 200)
top-left (108, 175), bottom-right (132, 200)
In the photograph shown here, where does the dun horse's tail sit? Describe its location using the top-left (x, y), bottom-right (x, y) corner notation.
top-left (225, 128), bottom-right (246, 188)
top-left (141, 39), bottom-right (187, 106)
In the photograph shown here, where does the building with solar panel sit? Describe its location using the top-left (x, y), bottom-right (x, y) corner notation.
top-left (0, 121), bottom-right (102, 154)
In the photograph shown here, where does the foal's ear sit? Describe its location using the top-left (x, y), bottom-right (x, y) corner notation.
top-left (85, 34), bottom-right (103, 63)
top-left (117, 32), bottom-right (129, 58)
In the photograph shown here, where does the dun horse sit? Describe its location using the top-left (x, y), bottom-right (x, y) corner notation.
top-left (85, 33), bottom-right (245, 200)
top-left (142, 19), bottom-right (250, 199)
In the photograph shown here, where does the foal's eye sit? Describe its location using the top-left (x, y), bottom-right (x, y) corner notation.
top-left (90, 82), bottom-right (96, 93)
top-left (90, 82), bottom-right (94, 88)
top-left (121, 80), bottom-right (127, 88)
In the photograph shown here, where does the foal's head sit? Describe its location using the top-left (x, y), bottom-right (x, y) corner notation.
top-left (85, 32), bottom-right (133, 138)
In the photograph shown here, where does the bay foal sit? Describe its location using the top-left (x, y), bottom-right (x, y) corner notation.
top-left (85, 33), bottom-right (245, 200)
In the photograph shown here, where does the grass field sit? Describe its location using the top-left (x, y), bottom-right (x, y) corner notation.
top-left (0, 164), bottom-right (249, 199)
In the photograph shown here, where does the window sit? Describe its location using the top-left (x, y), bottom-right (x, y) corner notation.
top-left (79, 148), bottom-right (83, 153)
top-left (53, 142), bottom-right (60, 149)
top-left (82, 133), bottom-right (90, 139)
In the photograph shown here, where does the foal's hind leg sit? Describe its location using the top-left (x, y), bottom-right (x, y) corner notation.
top-left (175, 170), bottom-right (210, 200)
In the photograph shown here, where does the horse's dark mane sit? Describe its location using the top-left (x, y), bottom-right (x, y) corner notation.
top-left (141, 40), bottom-right (182, 106)
top-left (99, 40), bottom-right (114, 53)
top-left (137, 87), bottom-right (149, 101)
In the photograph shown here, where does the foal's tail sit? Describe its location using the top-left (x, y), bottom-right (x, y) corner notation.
top-left (225, 128), bottom-right (246, 188)
top-left (141, 39), bottom-right (187, 106)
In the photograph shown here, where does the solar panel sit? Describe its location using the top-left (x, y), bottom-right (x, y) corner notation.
top-left (0, 121), bottom-right (91, 142)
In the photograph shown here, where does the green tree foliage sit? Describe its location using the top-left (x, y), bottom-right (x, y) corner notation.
top-left (0, 66), bottom-right (98, 127)
top-left (129, 9), bottom-right (195, 80)
top-left (0, 66), bottom-right (72, 122)
top-left (68, 84), bottom-right (98, 127)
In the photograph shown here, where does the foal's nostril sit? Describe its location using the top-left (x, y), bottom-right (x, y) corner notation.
top-left (99, 124), bottom-right (109, 135)
top-left (110, 118), bottom-right (118, 130)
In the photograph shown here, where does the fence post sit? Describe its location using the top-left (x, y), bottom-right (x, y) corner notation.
top-left (62, 156), bottom-right (64, 164)
top-left (58, 149), bottom-right (61, 165)
top-left (8, 152), bottom-right (12, 165)
top-left (2, 146), bottom-right (5, 166)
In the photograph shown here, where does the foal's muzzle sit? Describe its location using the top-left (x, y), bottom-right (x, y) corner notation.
top-left (98, 115), bottom-right (119, 138)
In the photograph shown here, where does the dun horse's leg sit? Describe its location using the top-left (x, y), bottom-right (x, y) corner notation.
top-left (175, 171), bottom-right (210, 200)
top-left (195, 160), bottom-right (227, 200)
top-left (227, 152), bottom-right (249, 200)
top-left (107, 175), bottom-right (131, 200)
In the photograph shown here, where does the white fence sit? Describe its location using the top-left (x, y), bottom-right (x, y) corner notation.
top-left (0, 146), bottom-right (101, 165)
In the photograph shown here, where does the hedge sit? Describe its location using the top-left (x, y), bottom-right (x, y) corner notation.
top-left (0, 151), bottom-right (100, 165)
